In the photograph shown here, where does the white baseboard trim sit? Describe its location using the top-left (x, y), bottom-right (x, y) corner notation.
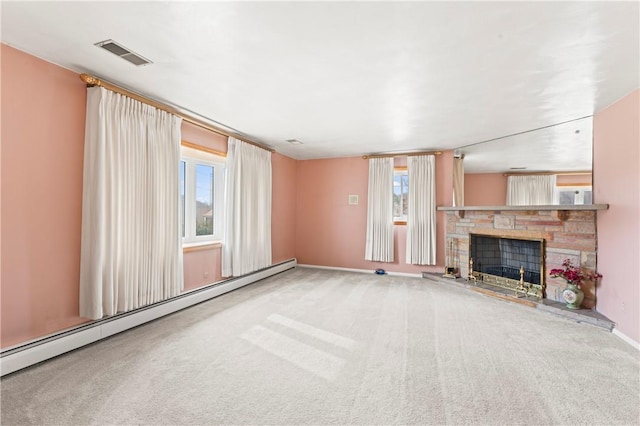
top-left (297, 264), bottom-right (422, 278)
top-left (612, 328), bottom-right (640, 351)
top-left (0, 259), bottom-right (297, 376)
top-left (387, 271), bottom-right (424, 278)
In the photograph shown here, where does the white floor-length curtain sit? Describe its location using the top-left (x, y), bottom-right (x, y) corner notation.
top-left (79, 87), bottom-right (183, 320)
top-left (453, 155), bottom-right (464, 207)
top-left (506, 175), bottom-right (556, 205)
top-left (406, 155), bottom-right (436, 265)
top-left (222, 137), bottom-right (272, 277)
top-left (365, 157), bottom-right (394, 262)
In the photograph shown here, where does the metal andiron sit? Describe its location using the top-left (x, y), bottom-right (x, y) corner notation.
top-left (467, 258), bottom-right (477, 284)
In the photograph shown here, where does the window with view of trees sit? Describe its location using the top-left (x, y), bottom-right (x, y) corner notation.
top-left (181, 146), bottom-right (225, 243)
top-left (195, 164), bottom-right (214, 236)
top-left (393, 168), bottom-right (409, 222)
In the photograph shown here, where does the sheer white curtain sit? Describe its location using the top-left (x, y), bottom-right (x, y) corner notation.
top-left (365, 157), bottom-right (394, 262)
top-left (79, 87), bottom-right (183, 320)
top-left (507, 175), bottom-right (556, 205)
top-left (222, 137), bottom-right (272, 277)
top-left (406, 155), bottom-right (436, 265)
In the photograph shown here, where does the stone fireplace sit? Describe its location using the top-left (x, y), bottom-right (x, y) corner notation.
top-left (438, 205), bottom-right (607, 308)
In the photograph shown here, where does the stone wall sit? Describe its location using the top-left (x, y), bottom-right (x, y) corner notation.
top-left (445, 209), bottom-right (599, 308)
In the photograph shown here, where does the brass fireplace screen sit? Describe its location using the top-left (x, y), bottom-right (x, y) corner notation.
top-left (468, 234), bottom-right (545, 298)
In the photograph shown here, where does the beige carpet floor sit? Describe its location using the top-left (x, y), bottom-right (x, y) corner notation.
top-left (1, 267), bottom-right (639, 425)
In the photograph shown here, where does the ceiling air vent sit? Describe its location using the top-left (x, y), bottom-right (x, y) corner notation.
top-left (94, 39), bottom-right (152, 66)
top-left (286, 139), bottom-right (303, 145)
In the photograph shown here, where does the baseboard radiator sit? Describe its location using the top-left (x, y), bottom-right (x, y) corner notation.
top-left (0, 258), bottom-right (297, 376)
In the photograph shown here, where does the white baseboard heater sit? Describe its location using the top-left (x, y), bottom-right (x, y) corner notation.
top-left (0, 259), bottom-right (297, 376)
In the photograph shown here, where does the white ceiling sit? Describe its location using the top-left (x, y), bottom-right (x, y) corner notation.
top-left (2, 1), bottom-right (638, 172)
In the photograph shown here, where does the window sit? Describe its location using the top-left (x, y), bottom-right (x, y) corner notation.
top-left (393, 168), bottom-right (408, 223)
top-left (556, 186), bottom-right (593, 205)
top-left (181, 146), bottom-right (225, 244)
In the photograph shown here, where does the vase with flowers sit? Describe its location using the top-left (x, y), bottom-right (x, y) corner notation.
top-left (549, 259), bottom-right (602, 309)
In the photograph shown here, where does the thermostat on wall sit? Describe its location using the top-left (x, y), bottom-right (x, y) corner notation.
top-left (348, 195), bottom-right (359, 205)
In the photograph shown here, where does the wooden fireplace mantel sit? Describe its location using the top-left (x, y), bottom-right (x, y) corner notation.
top-left (437, 204), bottom-right (609, 219)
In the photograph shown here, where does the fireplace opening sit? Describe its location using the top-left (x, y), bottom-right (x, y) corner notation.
top-left (469, 234), bottom-right (545, 298)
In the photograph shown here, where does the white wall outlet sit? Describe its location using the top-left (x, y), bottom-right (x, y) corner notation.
top-left (348, 195), bottom-right (359, 205)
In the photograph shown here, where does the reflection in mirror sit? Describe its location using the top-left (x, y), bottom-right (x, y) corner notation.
top-left (459, 117), bottom-right (593, 206)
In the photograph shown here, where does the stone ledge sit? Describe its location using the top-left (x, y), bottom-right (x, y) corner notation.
top-left (438, 204), bottom-right (609, 211)
top-left (421, 273), bottom-right (615, 332)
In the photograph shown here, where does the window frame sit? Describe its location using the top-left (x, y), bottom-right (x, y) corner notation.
top-left (181, 145), bottom-right (225, 245)
top-left (554, 184), bottom-right (593, 206)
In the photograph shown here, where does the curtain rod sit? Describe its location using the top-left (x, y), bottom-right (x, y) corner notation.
top-left (362, 150), bottom-right (442, 159)
top-left (502, 171), bottom-right (592, 177)
top-left (79, 73), bottom-right (275, 153)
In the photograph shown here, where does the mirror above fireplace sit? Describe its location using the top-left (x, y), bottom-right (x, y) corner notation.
top-left (454, 116), bottom-right (595, 207)
top-left (458, 116), bottom-right (593, 174)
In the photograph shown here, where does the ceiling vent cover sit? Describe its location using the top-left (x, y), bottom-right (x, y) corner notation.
top-left (94, 39), bottom-right (152, 66)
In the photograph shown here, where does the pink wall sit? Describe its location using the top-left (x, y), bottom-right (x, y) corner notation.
top-left (464, 173), bottom-right (507, 205)
top-left (593, 89), bottom-right (640, 344)
top-left (438, 151), bottom-right (454, 260)
top-left (295, 153), bottom-right (453, 274)
top-left (183, 246), bottom-right (222, 291)
top-left (272, 153), bottom-right (297, 263)
top-left (182, 122), bottom-right (228, 152)
top-left (1, 45), bottom-right (89, 347)
top-left (556, 173), bottom-right (592, 186)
